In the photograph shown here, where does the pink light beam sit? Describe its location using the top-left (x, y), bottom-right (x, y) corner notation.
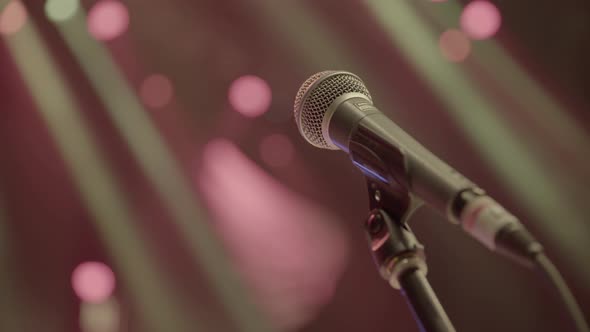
top-left (460, 1), bottom-right (502, 40)
top-left (228, 75), bottom-right (272, 118)
top-left (87, 0), bottom-right (129, 41)
top-left (199, 139), bottom-right (348, 330)
top-left (439, 29), bottom-right (472, 62)
top-left (72, 261), bottom-right (116, 303)
top-left (0, 1), bottom-right (28, 36)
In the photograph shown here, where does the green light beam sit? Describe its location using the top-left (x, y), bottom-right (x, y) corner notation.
top-left (249, 1), bottom-right (403, 123)
top-left (53, 11), bottom-right (272, 332)
top-left (364, 1), bottom-right (590, 280)
top-left (415, 0), bottom-right (590, 168)
top-left (4, 21), bottom-right (198, 332)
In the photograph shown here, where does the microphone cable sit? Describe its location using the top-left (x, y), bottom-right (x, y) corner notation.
top-left (534, 253), bottom-right (589, 332)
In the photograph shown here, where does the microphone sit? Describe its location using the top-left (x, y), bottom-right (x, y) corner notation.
top-left (293, 70), bottom-right (543, 265)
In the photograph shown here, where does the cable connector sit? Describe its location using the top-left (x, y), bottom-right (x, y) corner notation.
top-left (457, 192), bottom-right (543, 266)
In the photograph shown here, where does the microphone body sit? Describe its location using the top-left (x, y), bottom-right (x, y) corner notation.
top-left (294, 72), bottom-right (590, 332)
top-left (329, 94), bottom-right (471, 217)
top-left (294, 71), bottom-right (542, 264)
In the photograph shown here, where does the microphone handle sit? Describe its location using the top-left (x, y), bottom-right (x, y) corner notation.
top-left (329, 98), bottom-right (542, 264)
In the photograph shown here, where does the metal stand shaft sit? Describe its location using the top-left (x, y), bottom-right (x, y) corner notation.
top-left (400, 269), bottom-right (455, 332)
top-left (364, 179), bottom-right (456, 332)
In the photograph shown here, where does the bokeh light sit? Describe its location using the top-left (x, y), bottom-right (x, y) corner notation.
top-left (45, 0), bottom-right (79, 22)
top-left (87, 0), bottom-right (129, 41)
top-left (0, 1), bottom-right (28, 36)
top-left (139, 74), bottom-right (174, 108)
top-left (460, 1), bottom-right (502, 40)
top-left (80, 298), bottom-right (120, 332)
top-left (259, 133), bottom-right (295, 168)
top-left (439, 29), bottom-right (472, 62)
top-left (199, 139), bottom-right (348, 330)
top-left (72, 261), bottom-right (116, 303)
top-left (228, 75), bottom-right (272, 118)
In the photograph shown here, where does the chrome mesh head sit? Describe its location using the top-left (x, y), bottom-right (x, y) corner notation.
top-left (293, 71), bottom-right (372, 149)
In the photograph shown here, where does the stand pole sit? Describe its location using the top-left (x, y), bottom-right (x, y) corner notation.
top-left (364, 179), bottom-right (456, 332)
top-left (400, 269), bottom-right (455, 332)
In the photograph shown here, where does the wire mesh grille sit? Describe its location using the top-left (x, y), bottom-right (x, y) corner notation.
top-left (294, 71), bottom-right (371, 149)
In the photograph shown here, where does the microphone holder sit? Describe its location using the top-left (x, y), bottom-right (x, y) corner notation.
top-left (364, 178), bottom-right (456, 332)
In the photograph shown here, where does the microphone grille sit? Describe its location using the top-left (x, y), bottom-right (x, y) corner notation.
top-left (294, 71), bottom-right (371, 149)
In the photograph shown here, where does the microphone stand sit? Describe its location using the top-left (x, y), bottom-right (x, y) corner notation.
top-left (364, 179), bottom-right (456, 332)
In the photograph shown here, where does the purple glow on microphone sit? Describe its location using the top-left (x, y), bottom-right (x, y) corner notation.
top-left (460, 1), bottom-right (502, 40)
top-left (259, 134), bottom-right (295, 168)
top-left (199, 139), bottom-right (348, 330)
top-left (87, 0), bottom-right (129, 41)
top-left (439, 29), bottom-right (472, 62)
top-left (71, 262), bottom-right (116, 303)
top-left (228, 75), bottom-right (272, 118)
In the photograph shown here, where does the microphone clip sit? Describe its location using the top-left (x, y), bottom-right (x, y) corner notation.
top-left (364, 179), bottom-right (426, 289)
top-left (363, 178), bottom-right (457, 332)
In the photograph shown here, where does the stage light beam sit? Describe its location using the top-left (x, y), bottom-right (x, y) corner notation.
top-left (79, 298), bottom-right (120, 332)
top-left (228, 75), bottom-right (272, 118)
top-left (366, 0), bottom-right (590, 280)
top-left (51, 8), bottom-right (273, 330)
top-left (87, 0), bottom-right (129, 41)
top-left (45, 0), bottom-right (79, 22)
top-left (439, 29), bottom-right (471, 62)
top-left (460, 1), bottom-right (501, 40)
top-left (199, 138), bottom-right (348, 330)
top-left (72, 262), bottom-right (116, 303)
top-left (4, 17), bottom-right (201, 332)
top-left (0, 1), bottom-right (27, 36)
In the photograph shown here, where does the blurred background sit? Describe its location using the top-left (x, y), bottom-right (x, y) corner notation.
top-left (1, 0), bottom-right (589, 331)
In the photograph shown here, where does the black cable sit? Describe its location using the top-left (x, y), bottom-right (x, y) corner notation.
top-left (535, 253), bottom-right (590, 332)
